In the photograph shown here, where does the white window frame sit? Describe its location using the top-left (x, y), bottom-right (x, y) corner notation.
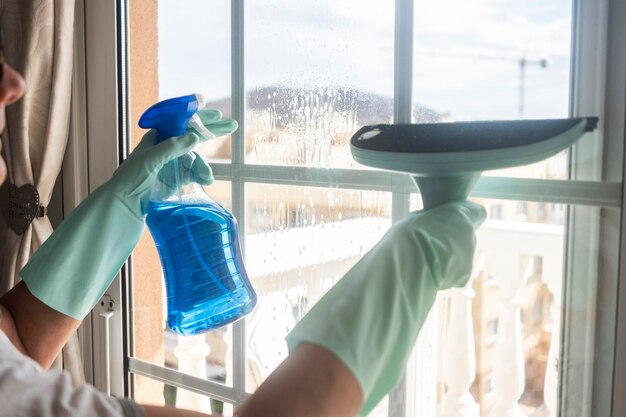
top-left (66, 0), bottom-right (126, 397)
top-left (67, 0), bottom-right (626, 415)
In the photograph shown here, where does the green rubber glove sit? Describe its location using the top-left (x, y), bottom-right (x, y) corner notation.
top-left (20, 109), bottom-right (237, 320)
top-left (285, 200), bottom-right (486, 416)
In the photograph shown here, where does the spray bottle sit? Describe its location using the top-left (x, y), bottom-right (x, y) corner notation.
top-left (139, 93), bottom-right (256, 336)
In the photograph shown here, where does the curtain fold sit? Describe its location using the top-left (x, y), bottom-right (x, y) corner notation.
top-left (0, 0), bottom-right (84, 385)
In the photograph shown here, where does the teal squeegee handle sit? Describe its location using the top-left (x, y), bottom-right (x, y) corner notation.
top-left (413, 173), bottom-right (481, 211)
top-left (138, 94), bottom-right (199, 142)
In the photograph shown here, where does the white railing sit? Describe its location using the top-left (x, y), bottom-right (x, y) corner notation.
top-left (472, 220), bottom-right (564, 417)
top-left (440, 255), bottom-right (482, 417)
top-left (174, 334), bottom-right (212, 412)
top-left (487, 256), bottom-right (530, 417)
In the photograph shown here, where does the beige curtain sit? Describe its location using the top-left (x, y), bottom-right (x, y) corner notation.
top-left (0, 0), bottom-right (84, 384)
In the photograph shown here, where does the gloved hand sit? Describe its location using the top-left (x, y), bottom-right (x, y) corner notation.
top-left (285, 200), bottom-right (486, 416)
top-left (20, 109), bottom-right (237, 320)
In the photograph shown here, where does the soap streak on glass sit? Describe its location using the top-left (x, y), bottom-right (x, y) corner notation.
top-left (249, 86), bottom-right (361, 167)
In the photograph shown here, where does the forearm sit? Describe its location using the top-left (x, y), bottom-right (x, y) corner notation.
top-left (0, 281), bottom-right (80, 368)
top-left (235, 343), bottom-right (363, 417)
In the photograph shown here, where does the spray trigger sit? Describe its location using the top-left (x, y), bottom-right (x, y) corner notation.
top-left (188, 113), bottom-right (216, 140)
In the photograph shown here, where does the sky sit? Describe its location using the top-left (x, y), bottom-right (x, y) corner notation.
top-left (157, 0), bottom-right (572, 121)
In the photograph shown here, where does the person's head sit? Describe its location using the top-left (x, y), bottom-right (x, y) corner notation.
top-left (0, 27), bottom-right (27, 185)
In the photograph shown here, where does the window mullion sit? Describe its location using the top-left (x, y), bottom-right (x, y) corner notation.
top-left (394, 0), bottom-right (414, 126)
top-left (231, 0), bottom-right (246, 169)
top-left (211, 163), bottom-right (622, 208)
top-left (231, 0), bottom-right (248, 406)
top-left (390, 1), bottom-right (415, 417)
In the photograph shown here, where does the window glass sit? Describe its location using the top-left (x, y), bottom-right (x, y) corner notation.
top-left (406, 196), bottom-right (570, 416)
top-left (245, 0), bottom-right (395, 168)
top-left (474, 199), bottom-right (567, 416)
top-left (121, 0), bottom-right (622, 415)
top-left (158, 0), bottom-right (232, 163)
top-left (412, 0), bottom-right (572, 179)
top-left (482, 199), bottom-right (566, 225)
top-left (486, 319), bottom-right (499, 338)
top-left (244, 183), bottom-right (392, 391)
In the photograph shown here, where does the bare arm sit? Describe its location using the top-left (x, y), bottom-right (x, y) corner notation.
top-left (235, 343), bottom-right (363, 417)
top-left (0, 281), bottom-right (80, 368)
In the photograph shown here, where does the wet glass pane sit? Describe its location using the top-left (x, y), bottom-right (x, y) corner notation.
top-left (245, 0), bottom-right (395, 168)
top-left (471, 200), bottom-right (566, 417)
top-left (130, 181), bottom-right (234, 388)
top-left (125, 2), bottom-right (620, 415)
top-left (412, 1), bottom-right (573, 179)
top-left (369, 396), bottom-right (389, 417)
top-left (243, 183), bottom-right (392, 391)
top-left (480, 198), bottom-right (566, 225)
top-left (404, 199), bottom-right (619, 417)
top-left (157, 0), bottom-right (232, 163)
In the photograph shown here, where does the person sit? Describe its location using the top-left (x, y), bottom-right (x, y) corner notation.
top-left (0, 24), bottom-right (485, 417)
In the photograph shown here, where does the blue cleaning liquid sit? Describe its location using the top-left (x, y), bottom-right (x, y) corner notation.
top-left (146, 200), bottom-right (256, 335)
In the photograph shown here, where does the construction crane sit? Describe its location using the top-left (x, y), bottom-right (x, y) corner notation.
top-left (419, 50), bottom-right (549, 118)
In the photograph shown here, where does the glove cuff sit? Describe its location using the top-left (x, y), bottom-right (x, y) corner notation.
top-left (20, 186), bottom-right (145, 320)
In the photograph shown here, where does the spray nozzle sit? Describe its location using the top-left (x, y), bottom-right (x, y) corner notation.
top-left (138, 93), bottom-right (215, 142)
